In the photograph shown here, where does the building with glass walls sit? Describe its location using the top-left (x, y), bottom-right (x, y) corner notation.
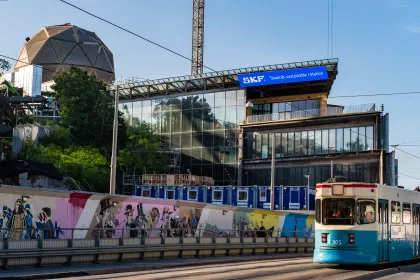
top-left (114, 58), bottom-right (395, 188)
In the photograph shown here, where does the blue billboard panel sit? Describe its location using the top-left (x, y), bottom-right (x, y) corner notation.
top-left (237, 66), bottom-right (328, 88)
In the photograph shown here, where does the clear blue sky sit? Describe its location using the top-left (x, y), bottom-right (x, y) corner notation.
top-left (2, 0), bottom-right (420, 188)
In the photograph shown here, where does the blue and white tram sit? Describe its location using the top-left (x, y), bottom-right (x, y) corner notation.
top-left (313, 182), bottom-right (420, 265)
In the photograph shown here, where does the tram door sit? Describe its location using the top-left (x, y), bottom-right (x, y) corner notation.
top-left (378, 199), bottom-right (389, 263)
top-left (413, 204), bottom-right (420, 257)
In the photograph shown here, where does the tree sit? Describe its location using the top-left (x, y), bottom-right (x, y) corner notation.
top-left (118, 122), bottom-right (169, 175)
top-left (51, 67), bottom-right (126, 156)
top-left (0, 58), bottom-right (10, 76)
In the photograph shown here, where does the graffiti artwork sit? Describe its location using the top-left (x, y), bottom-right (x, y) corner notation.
top-left (0, 186), bottom-right (315, 240)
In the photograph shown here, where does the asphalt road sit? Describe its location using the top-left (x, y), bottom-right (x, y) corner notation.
top-left (2, 255), bottom-right (420, 280)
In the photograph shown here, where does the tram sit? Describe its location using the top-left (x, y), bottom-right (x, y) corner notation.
top-left (313, 182), bottom-right (420, 265)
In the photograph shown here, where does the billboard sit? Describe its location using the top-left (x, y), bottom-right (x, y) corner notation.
top-left (237, 66), bottom-right (329, 88)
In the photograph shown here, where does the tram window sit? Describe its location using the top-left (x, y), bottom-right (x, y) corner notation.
top-left (414, 205), bottom-right (420, 225)
top-left (315, 199), bottom-right (321, 223)
top-left (142, 190), bottom-right (151, 197)
top-left (357, 200), bottom-right (376, 224)
top-left (322, 198), bottom-right (355, 225)
top-left (391, 201), bottom-right (401, 224)
top-left (403, 203), bottom-right (411, 224)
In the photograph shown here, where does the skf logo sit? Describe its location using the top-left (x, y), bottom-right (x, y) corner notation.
top-left (242, 76), bottom-right (264, 84)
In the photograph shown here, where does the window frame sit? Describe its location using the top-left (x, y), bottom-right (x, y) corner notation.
top-left (391, 201), bottom-right (401, 224)
top-left (356, 199), bottom-right (376, 225)
top-left (238, 190), bottom-right (248, 202)
top-left (141, 189), bottom-right (151, 197)
top-left (212, 190), bottom-right (223, 202)
top-left (260, 190), bottom-right (267, 202)
top-left (321, 198), bottom-right (355, 225)
top-left (315, 199), bottom-right (321, 223)
top-left (188, 190), bottom-right (198, 201)
top-left (165, 190), bottom-right (175, 200)
top-left (403, 202), bottom-right (411, 224)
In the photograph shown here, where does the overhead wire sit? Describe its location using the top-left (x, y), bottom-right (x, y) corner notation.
top-left (57, 0), bottom-right (218, 73)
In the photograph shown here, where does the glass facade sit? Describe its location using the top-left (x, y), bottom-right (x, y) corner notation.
top-left (252, 99), bottom-right (320, 116)
top-left (245, 126), bottom-right (375, 159)
top-left (243, 162), bottom-right (380, 187)
top-left (119, 90), bottom-right (245, 185)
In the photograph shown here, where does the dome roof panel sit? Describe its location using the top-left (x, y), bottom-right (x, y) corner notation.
top-left (95, 47), bottom-right (113, 73)
top-left (15, 47), bottom-right (29, 69)
top-left (80, 43), bottom-right (100, 65)
top-left (52, 27), bottom-right (76, 42)
top-left (45, 26), bottom-right (72, 37)
top-left (50, 39), bottom-right (76, 63)
top-left (26, 41), bottom-right (47, 62)
top-left (30, 29), bottom-right (48, 43)
top-left (32, 40), bottom-right (60, 65)
top-left (63, 45), bottom-right (92, 67)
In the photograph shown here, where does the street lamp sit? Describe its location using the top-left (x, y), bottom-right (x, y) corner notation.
top-left (110, 84), bottom-right (119, 194)
top-left (304, 172), bottom-right (311, 211)
top-left (245, 101), bottom-right (254, 108)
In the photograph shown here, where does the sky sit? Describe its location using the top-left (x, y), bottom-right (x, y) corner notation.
top-left (2, 0), bottom-right (420, 188)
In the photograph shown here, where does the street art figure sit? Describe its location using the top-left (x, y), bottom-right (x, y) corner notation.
top-left (8, 199), bottom-right (27, 240)
top-left (135, 203), bottom-right (148, 237)
top-left (92, 198), bottom-right (119, 239)
top-left (123, 204), bottom-right (137, 238)
top-left (36, 207), bottom-right (62, 240)
top-left (24, 204), bottom-right (35, 239)
top-left (147, 207), bottom-right (160, 237)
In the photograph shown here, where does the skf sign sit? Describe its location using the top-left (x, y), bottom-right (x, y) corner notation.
top-left (242, 76), bottom-right (264, 84)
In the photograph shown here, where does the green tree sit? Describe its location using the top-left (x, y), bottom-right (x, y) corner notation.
top-left (0, 58), bottom-right (10, 76)
top-left (51, 67), bottom-right (126, 155)
top-left (118, 122), bottom-right (169, 175)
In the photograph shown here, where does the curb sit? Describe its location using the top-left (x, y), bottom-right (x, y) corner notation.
top-left (0, 253), bottom-right (312, 280)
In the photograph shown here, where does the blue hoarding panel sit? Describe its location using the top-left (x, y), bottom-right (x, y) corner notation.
top-left (237, 66), bottom-right (328, 88)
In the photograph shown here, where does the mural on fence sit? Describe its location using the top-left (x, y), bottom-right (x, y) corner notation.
top-left (0, 187), bottom-right (314, 240)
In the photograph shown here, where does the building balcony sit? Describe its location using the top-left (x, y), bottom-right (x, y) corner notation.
top-left (245, 103), bottom-right (378, 124)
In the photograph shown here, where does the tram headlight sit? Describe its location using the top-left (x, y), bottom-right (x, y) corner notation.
top-left (321, 233), bottom-right (328, 243)
top-left (349, 233), bottom-right (355, 244)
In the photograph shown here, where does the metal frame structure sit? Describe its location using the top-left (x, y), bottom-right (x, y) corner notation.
top-left (111, 59), bottom-right (339, 100)
top-left (191, 0), bottom-right (205, 75)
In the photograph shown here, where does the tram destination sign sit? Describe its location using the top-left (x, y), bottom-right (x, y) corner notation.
top-left (237, 66), bottom-right (329, 88)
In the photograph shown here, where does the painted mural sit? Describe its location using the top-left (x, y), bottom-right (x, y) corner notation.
top-left (0, 186), bottom-right (314, 240)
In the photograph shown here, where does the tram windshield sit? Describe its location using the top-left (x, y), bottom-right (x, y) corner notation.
top-left (322, 198), bottom-right (355, 225)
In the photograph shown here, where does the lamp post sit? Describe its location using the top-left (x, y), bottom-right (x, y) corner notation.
top-left (109, 84), bottom-right (119, 194)
top-left (270, 133), bottom-right (275, 211)
top-left (304, 172), bottom-right (311, 211)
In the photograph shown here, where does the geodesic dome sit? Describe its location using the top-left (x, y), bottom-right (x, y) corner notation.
top-left (14, 23), bottom-right (115, 84)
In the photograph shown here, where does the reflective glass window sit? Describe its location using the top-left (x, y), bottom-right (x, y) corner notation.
top-left (181, 133), bottom-right (192, 148)
top-left (275, 133), bottom-right (282, 157)
top-left (295, 132), bottom-right (301, 156)
top-left (214, 107), bottom-right (225, 129)
top-left (236, 106), bottom-right (245, 124)
top-left (359, 126), bottom-right (366, 151)
top-left (203, 132), bottom-right (214, 148)
top-left (226, 91), bottom-right (236, 106)
top-left (193, 94), bottom-right (203, 109)
top-left (329, 129), bottom-right (336, 153)
top-left (350, 127), bottom-right (359, 152)
top-left (336, 128), bottom-right (344, 152)
top-left (298, 100), bottom-right (306, 111)
top-left (225, 106), bottom-right (237, 126)
top-left (172, 111), bottom-right (181, 133)
top-left (306, 100), bottom-right (314, 110)
top-left (273, 103), bottom-right (279, 113)
top-left (169, 97), bottom-right (181, 111)
top-left (403, 203), bottom-right (411, 224)
top-left (237, 90), bottom-right (245, 106)
top-left (301, 131), bottom-right (308, 155)
top-left (322, 129), bottom-right (329, 154)
top-left (192, 133), bottom-right (202, 148)
top-left (288, 132), bottom-right (295, 156)
top-left (193, 109), bottom-right (203, 132)
top-left (172, 134), bottom-right (181, 148)
top-left (291, 101), bottom-right (299, 111)
top-left (279, 102), bottom-right (286, 112)
top-left (391, 201), bottom-right (401, 224)
top-left (203, 92), bottom-right (214, 108)
top-left (308, 131), bottom-right (315, 155)
top-left (203, 107), bottom-right (214, 131)
top-left (262, 134), bottom-right (269, 159)
top-left (366, 126), bottom-right (374, 150)
top-left (255, 134), bottom-right (262, 159)
top-left (313, 99), bottom-right (321, 109)
top-left (132, 101), bottom-right (142, 115)
top-left (182, 95), bottom-right (193, 110)
top-left (315, 130), bottom-right (322, 154)
top-left (182, 110), bottom-right (192, 131)
top-left (344, 128), bottom-right (351, 152)
top-left (215, 91), bottom-right (225, 107)
top-left (142, 113), bottom-right (151, 125)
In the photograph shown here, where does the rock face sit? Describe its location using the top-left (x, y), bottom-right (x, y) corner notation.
top-left (15, 23), bottom-right (115, 84)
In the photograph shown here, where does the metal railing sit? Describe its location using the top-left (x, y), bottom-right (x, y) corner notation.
top-left (246, 103), bottom-right (377, 123)
top-left (0, 227), bottom-right (314, 269)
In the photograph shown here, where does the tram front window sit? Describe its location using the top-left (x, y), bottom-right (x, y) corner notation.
top-left (357, 200), bottom-right (376, 224)
top-left (322, 198), bottom-right (355, 225)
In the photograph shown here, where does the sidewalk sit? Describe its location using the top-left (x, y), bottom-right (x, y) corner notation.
top-left (0, 253), bottom-right (311, 279)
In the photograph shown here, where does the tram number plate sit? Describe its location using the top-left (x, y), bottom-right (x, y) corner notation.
top-left (332, 240), bottom-right (342, 245)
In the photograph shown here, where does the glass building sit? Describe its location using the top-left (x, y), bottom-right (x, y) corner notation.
top-left (119, 90), bottom-right (245, 185)
top-left (115, 58), bottom-right (395, 188)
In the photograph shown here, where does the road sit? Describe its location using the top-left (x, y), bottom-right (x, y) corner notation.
top-left (2, 255), bottom-right (420, 279)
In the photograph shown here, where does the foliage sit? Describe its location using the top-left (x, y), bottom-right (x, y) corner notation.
top-left (18, 139), bottom-right (109, 192)
top-left (118, 122), bottom-right (169, 175)
top-left (0, 58), bottom-right (11, 76)
top-left (51, 67), bottom-right (126, 156)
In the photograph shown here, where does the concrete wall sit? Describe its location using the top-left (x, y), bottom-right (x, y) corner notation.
top-left (0, 185), bottom-right (314, 241)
